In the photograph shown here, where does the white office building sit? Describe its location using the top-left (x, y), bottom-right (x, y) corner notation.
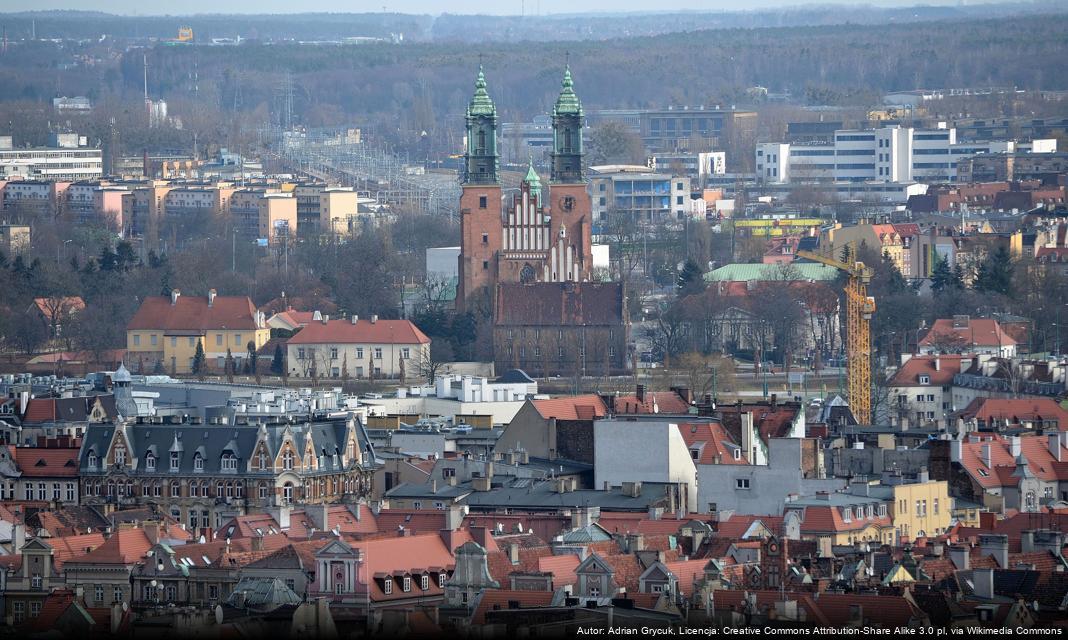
top-left (756, 125), bottom-right (1039, 185)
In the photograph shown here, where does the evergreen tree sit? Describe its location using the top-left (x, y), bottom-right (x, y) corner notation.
top-left (974, 246), bottom-right (1013, 296)
top-left (271, 343), bottom-right (285, 375)
top-left (930, 255), bottom-right (954, 292)
top-left (192, 341), bottom-right (206, 377)
top-left (676, 259), bottom-right (706, 298)
top-left (225, 348), bottom-right (235, 382)
top-left (245, 340), bottom-right (257, 374)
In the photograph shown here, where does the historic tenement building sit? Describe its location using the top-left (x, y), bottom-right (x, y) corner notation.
top-left (456, 66), bottom-right (628, 374)
top-left (78, 417), bottom-right (376, 534)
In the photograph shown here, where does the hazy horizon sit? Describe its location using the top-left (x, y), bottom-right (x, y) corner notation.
top-left (0, 0), bottom-right (1021, 17)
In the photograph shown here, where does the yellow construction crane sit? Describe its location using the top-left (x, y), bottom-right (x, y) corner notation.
top-left (796, 248), bottom-right (876, 424)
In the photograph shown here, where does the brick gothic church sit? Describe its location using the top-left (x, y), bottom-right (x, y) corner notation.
top-left (457, 67), bottom-right (628, 377)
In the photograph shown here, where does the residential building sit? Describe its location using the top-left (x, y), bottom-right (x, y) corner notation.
top-left (78, 416), bottom-right (375, 532)
top-left (2, 179), bottom-right (70, 216)
top-left (887, 354), bottom-right (965, 429)
top-left (361, 373), bottom-right (534, 426)
top-left (229, 189), bottom-right (296, 245)
top-left (285, 315), bottom-right (430, 381)
top-left (784, 492), bottom-right (895, 546)
top-left (0, 438), bottom-right (82, 505)
top-left (494, 394), bottom-right (609, 462)
top-left (918, 316), bottom-right (1017, 357)
top-left (957, 152), bottom-right (1068, 184)
top-left (125, 289), bottom-right (269, 375)
top-left (634, 106), bottom-right (757, 154)
top-left (593, 418), bottom-right (700, 513)
top-left (940, 432), bottom-right (1068, 512)
top-left (956, 397), bottom-right (1068, 432)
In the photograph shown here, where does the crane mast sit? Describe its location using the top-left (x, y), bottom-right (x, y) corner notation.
top-left (796, 249), bottom-right (876, 424)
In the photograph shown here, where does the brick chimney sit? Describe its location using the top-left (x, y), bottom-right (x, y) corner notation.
top-left (636, 384), bottom-right (647, 404)
top-left (171, 289), bottom-right (181, 305)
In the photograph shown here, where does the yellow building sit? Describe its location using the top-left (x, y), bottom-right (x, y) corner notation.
top-left (825, 223), bottom-right (912, 276)
top-left (0, 223), bottom-right (30, 256)
top-left (125, 289), bottom-right (269, 374)
top-left (787, 494), bottom-right (896, 546)
top-left (891, 479), bottom-right (952, 542)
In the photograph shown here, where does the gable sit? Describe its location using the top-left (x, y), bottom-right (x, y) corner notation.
top-left (316, 539), bottom-right (356, 557)
top-left (576, 554), bottom-right (613, 576)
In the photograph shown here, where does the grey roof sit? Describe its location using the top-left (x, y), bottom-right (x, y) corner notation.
top-left (80, 417), bottom-right (373, 476)
top-left (494, 369), bottom-right (536, 384)
top-left (227, 576), bottom-right (302, 612)
top-left (789, 493), bottom-right (882, 508)
top-left (462, 479), bottom-right (678, 512)
top-left (560, 523), bottom-right (613, 543)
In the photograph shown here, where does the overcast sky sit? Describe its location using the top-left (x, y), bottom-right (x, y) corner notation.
top-left (0, 0), bottom-right (1005, 16)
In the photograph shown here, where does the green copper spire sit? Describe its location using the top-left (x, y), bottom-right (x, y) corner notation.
top-left (467, 65), bottom-right (496, 117)
top-left (523, 159), bottom-right (542, 201)
top-left (553, 66), bottom-right (583, 117)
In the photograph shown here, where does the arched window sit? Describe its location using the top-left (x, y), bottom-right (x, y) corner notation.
top-left (190, 482), bottom-right (199, 498)
top-left (145, 453), bottom-right (156, 471)
top-left (88, 453), bottom-right (98, 469)
top-left (1025, 491), bottom-right (1037, 510)
top-left (258, 452), bottom-right (268, 470)
top-left (221, 453), bottom-right (237, 471)
top-left (235, 482), bottom-right (243, 498)
top-left (283, 450), bottom-right (294, 470)
top-left (193, 453), bottom-right (204, 472)
top-left (170, 481), bottom-right (181, 498)
top-left (216, 482), bottom-right (224, 498)
top-left (282, 482), bottom-right (293, 503)
top-left (258, 482), bottom-right (269, 500)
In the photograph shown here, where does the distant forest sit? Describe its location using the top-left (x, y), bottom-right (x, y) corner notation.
top-left (0, 8), bottom-right (1066, 158)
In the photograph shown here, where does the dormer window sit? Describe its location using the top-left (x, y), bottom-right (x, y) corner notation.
top-left (221, 453), bottom-right (237, 471)
top-left (439, 573), bottom-right (447, 587)
top-left (403, 577), bottom-right (411, 592)
top-left (88, 453), bottom-right (98, 469)
top-left (733, 448), bottom-right (741, 461)
top-left (421, 574), bottom-right (429, 590)
top-left (170, 451), bottom-right (180, 471)
top-left (918, 375), bottom-right (930, 385)
top-left (146, 453), bottom-right (156, 471)
top-left (383, 578), bottom-right (393, 595)
top-left (843, 508), bottom-right (852, 523)
top-left (193, 453), bottom-right (204, 472)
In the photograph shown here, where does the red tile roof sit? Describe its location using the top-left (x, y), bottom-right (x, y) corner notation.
top-left (532, 394), bottom-right (608, 421)
top-left (538, 553), bottom-right (581, 586)
top-left (957, 433), bottom-right (1068, 489)
top-left (601, 553), bottom-right (644, 593)
top-left (65, 528), bottom-right (154, 565)
top-left (889, 354), bottom-right (965, 386)
top-left (676, 422), bottom-right (747, 465)
top-left (663, 558), bottom-right (710, 595)
top-left (10, 446), bottom-right (80, 477)
top-left (44, 532), bottom-right (108, 568)
top-left (788, 505), bottom-right (892, 534)
top-left (127, 294), bottom-right (260, 332)
top-left (613, 391), bottom-right (691, 415)
top-left (715, 514), bottom-right (785, 539)
top-left (287, 318), bottom-right (430, 345)
top-left (472, 589), bottom-right (556, 624)
top-left (920, 317), bottom-right (1017, 348)
top-left (958, 397), bottom-right (1068, 429)
top-left (33, 296), bottom-right (86, 321)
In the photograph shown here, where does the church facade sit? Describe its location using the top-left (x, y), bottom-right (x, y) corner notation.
top-left (456, 67), bottom-right (628, 376)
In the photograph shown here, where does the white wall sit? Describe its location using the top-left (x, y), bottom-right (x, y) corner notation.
top-left (593, 419), bottom-right (698, 512)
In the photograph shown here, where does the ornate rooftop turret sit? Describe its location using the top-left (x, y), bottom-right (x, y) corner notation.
top-left (551, 65), bottom-right (585, 183)
top-left (463, 65), bottom-right (499, 185)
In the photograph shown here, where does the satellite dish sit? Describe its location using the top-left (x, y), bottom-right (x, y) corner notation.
top-left (150, 580), bottom-right (157, 588)
top-left (121, 602), bottom-right (129, 612)
top-left (199, 535), bottom-right (206, 544)
top-left (215, 604), bottom-right (224, 624)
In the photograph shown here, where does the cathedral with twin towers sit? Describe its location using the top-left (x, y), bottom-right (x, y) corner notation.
top-left (457, 66), bottom-right (628, 377)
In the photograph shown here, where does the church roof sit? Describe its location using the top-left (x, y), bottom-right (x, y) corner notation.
top-left (467, 66), bottom-right (496, 118)
top-left (523, 162), bottom-right (542, 198)
top-left (554, 67), bottom-right (583, 116)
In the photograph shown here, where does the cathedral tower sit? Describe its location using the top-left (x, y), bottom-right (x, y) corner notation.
top-left (458, 67), bottom-right (504, 313)
top-left (548, 66), bottom-right (592, 282)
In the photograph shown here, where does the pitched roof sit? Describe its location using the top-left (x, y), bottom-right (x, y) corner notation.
top-left (920, 317), bottom-right (1017, 348)
top-left (956, 433), bottom-right (1068, 489)
top-left (531, 395), bottom-right (608, 421)
top-left (705, 263), bottom-right (840, 282)
top-left (537, 553), bottom-right (581, 586)
top-left (889, 354), bottom-right (965, 387)
top-left (33, 296), bottom-right (86, 321)
top-left (613, 391), bottom-right (691, 415)
top-left (65, 527), bottom-right (155, 565)
top-left (286, 318), bottom-right (430, 345)
top-left (472, 589), bottom-right (556, 625)
top-left (495, 282), bottom-right (626, 327)
top-left (10, 446), bottom-right (80, 477)
top-left (958, 397), bottom-right (1068, 428)
top-left (126, 294), bottom-right (261, 332)
top-left (676, 421), bottom-right (747, 465)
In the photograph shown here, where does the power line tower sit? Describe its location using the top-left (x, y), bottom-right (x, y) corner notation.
top-left (275, 71), bottom-right (295, 131)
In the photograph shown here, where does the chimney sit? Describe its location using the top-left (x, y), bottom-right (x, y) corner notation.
top-left (171, 289), bottom-right (181, 305)
top-left (636, 384), bottom-right (646, 404)
top-left (973, 567), bottom-right (995, 599)
top-left (1010, 436), bottom-right (1021, 458)
top-left (110, 602), bottom-right (123, 634)
top-left (979, 534), bottom-right (1009, 568)
top-left (252, 534), bottom-right (264, 551)
top-left (509, 543), bottom-right (520, 565)
top-left (1049, 433), bottom-right (1062, 462)
top-left (980, 443), bottom-right (992, 469)
top-left (371, 315), bottom-right (378, 324)
top-left (770, 393), bottom-right (777, 409)
top-left (948, 546), bottom-right (969, 571)
top-left (143, 521), bottom-right (161, 545)
top-left (12, 523), bottom-right (26, 553)
top-left (934, 357), bottom-right (941, 371)
top-left (351, 314), bottom-right (358, 324)
top-left (445, 504), bottom-right (465, 532)
top-left (208, 288), bottom-right (217, 307)
top-left (1021, 530), bottom-right (1035, 553)
top-left (308, 503), bottom-right (329, 531)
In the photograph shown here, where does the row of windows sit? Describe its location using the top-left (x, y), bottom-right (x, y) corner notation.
top-left (297, 347), bottom-right (405, 360)
top-left (3, 481), bottom-right (78, 501)
top-left (836, 164), bottom-right (876, 170)
top-left (841, 504), bottom-right (888, 522)
top-left (837, 134), bottom-right (876, 141)
top-left (89, 450), bottom-right (247, 472)
top-left (791, 149), bottom-right (835, 156)
top-left (837, 149), bottom-right (875, 156)
top-left (914, 148), bottom-right (950, 155)
top-left (913, 163), bottom-right (952, 169)
top-left (915, 133), bottom-right (950, 141)
top-left (132, 334), bottom-right (248, 347)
